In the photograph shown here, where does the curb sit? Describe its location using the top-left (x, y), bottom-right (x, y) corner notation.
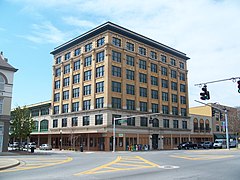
top-left (0, 160), bottom-right (20, 171)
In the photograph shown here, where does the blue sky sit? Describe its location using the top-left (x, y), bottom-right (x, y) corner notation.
top-left (1, 0), bottom-right (240, 108)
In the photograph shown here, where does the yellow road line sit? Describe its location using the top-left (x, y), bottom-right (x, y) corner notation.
top-left (1, 157), bottom-right (73, 172)
top-left (170, 155), bottom-right (234, 160)
top-left (136, 156), bottom-right (159, 167)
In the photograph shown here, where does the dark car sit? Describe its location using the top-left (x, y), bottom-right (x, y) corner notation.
top-left (203, 141), bottom-right (213, 149)
top-left (178, 142), bottom-right (197, 150)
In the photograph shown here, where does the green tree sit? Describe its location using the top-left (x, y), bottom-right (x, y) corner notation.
top-left (10, 106), bottom-right (34, 148)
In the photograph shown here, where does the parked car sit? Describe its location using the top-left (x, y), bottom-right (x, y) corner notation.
top-left (203, 141), bottom-right (213, 149)
top-left (178, 142), bottom-right (197, 150)
top-left (25, 142), bottom-right (37, 149)
top-left (197, 142), bottom-right (204, 149)
top-left (213, 139), bottom-right (226, 149)
top-left (229, 140), bottom-right (237, 148)
top-left (13, 142), bottom-right (19, 148)
top-left (39, 144), bottom-right (52, 150)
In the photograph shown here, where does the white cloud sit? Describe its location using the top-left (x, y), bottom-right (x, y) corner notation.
top-left (62, 17), bottom-right (97, 29)
top-left (18, 21), bottom-right (67, 44)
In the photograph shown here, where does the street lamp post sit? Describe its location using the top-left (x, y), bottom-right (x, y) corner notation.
top-left (60, 129), bottom-right (62, 151)
top-left (225, 109), bottom-right (230, 149)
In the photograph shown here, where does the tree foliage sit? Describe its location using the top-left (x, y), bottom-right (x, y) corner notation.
top-left (10, 106), bottom-right (34, 142)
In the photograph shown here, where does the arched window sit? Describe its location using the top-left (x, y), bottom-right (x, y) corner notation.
top-left (200, 119), bottom-right (204, 132)
top-left (152, 118), bottom-right (159, 127)
top-left (193, 118), bottom-right (198, 132)
top-left (33, 121), bottom-right (39, 132)
top-left (40, 119), bottom-right (49, 132)
top-left (0, 75), bottom-right (5, 91)
top-left (205, 119), bottom-right (210, 132)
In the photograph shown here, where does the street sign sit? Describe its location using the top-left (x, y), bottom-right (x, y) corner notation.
top-left (118, 134), bottom-right (123, 137)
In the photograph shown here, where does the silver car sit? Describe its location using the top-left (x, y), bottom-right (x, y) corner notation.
top-left (39, 144), bottom-right (52, 150)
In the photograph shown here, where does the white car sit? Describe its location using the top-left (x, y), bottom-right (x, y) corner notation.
top-left (39, 144), bottom-right (52, 150)
top-left (25, 142), bottom-right (37, 149)
top-left (213, 139), bottom-right (226, 149)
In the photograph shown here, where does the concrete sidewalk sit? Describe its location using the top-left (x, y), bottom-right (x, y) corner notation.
top-left (0, 158), bottom-right (20, 170)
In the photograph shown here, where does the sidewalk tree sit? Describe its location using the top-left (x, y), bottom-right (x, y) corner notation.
top-left (10, 106), bottom-right (34, 148)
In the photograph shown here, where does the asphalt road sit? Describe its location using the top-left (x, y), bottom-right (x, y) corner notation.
top-left (1, 149), bottom-right (240, 180)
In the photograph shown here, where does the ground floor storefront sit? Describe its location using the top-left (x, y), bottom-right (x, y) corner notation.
top-left (30, 132), bottom-right (213, 151)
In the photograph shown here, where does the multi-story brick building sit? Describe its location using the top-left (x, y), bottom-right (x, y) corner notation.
top-left (31, 22), bottom-right (192, 151)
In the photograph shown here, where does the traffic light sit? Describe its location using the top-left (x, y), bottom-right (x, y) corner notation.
top-left (200, 85), bottom-right (210, 100)
top-left (237, 80), bottom-right (240, 93)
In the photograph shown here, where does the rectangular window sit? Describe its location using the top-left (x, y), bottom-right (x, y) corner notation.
top-left (151, 76), bottom-right (158, 86)
top-left (96, 81), bottom-right (104, 93)
top-left (112, 97), bottom-right (122, 109)
top-left (53, 119), bottom-right (58, 128)
top-left (84, 56), bottom-right (92, 67)
top-left (63, 90), bottom-right (69, 100)
top-left (0, 99), bottom-right (3, 114)
top-left (112, 66), bottom-right (121, 77)
top-left (73, 74), bottom-right (80, 84)
top-left (126, 84), bottom-right (135, 95)
top-left (64, 64), bottom-right (70, 74)
top-left (171, 82), bottom-right (177, 91)
top-left (96, 97), bottom-right (104, 108)
top-left (172, 106), bottom-right (178, 115)
top-left (84, 70), bottom-right (92, 81)
top-left (97, 37), bottom-right (105, 47)
top-left (151, 90), bottom-right (158, 99)
top-left (162, 105), bottom-right (169, 114)
top-left (96, 51), bottom-right (105, 62)
top-left (126, 55), bottom-right (134, 66)
top-left (139, 59), bottom-right (146, 70)
top-left (180, 96), bottom-right (186, 104)
top-left (74, 48), bottom-right (81, 56)
top-left (170, 58), bottom-right (176, 66)
top-left (83, 85), bottom-right (91, 95)
top-left (62, 118), bottom-right (67, 127)
top-left (140, 102), bottom-right (147, 112)
top-left (180, 73), bottom-right (185, 81)
top-left (126, 99), bottom-right (135, 110)
top-left (182, 121), bottom-right (187, 129)
top-left (62, 104), bottom-right (68, 113)
top-left (72, 117), bottom-right (78, 126)
top-left (83, 116), bottom-right (90, 126)
top-left (150, 51), bottom-right (157, 59)
top-left (83, 100), bottom-right (91, 110)
top-left (54, 93), bottom-right (60, 102)
top-left (72, 102), bottom-right (79, 112)
top-left (126, 69), bottom-right (134, 80)
top-left (140, 117), bottom-right (148, 127)
top-left (139, 87), bottom-right (147, 97)
top-left (55, 68), bottom-right (61, 77)
top-left (74, 60), bottom-right (80, 71)
top-left (162, 79), bottom-right (168, 88)
top-left (163, 119), bottom-right (169, 128)
top-left (173, 120), bottom-right (179, 128)
top-left (126, 42), bottom-right (134, 51)
top-left (85, 43), bottom-right (92, 52)
top-left (65, 52), bottom-right (71, 61)
top-left (171, 70), bottom-right (177, 78)
top-left (181, 108), bottom-right (187, 116)
top-left (127, 117), bottom-right (135, 126)
top-left (112, 37), bottom-right (121, 47)
top-left (180, 62), bottom-right (185, 69)
top-left (161, 55), bottom-right (167, 63)
top-left (180, 84), bottom-right (186, 92)
top-left (56, 56), bottom-right (61, 64)
top-left (63, 77), bottom-right (70, 87)
top-left (172, 94), bottom-right (178, 103)
top-left (112, 114), bottom-right (121, 125)
top-left (95, 114), bottom-right (103, 125)
top-left (139, 73), bottom-right (147, 83)
top-left (152, 103), bottom-right (159, 113)
top-left (96, 66), bottom-right (104, 77)
top-left (112, 81), bottom-right (121, 92)
top-left (161, 66), bottom-right (167, 76)
top-left (151, 63), bottom-right (157, 73)
top-left (73, 88), bottom-right (79, 98)
top-left (162, 92), bottom-right (168, 101)
top-left (139, 47), bottom-right (146, 56)
top-left (112, 50), bottom-right (121, 62)
top-left (53, 106), bottom-right (59, 114)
